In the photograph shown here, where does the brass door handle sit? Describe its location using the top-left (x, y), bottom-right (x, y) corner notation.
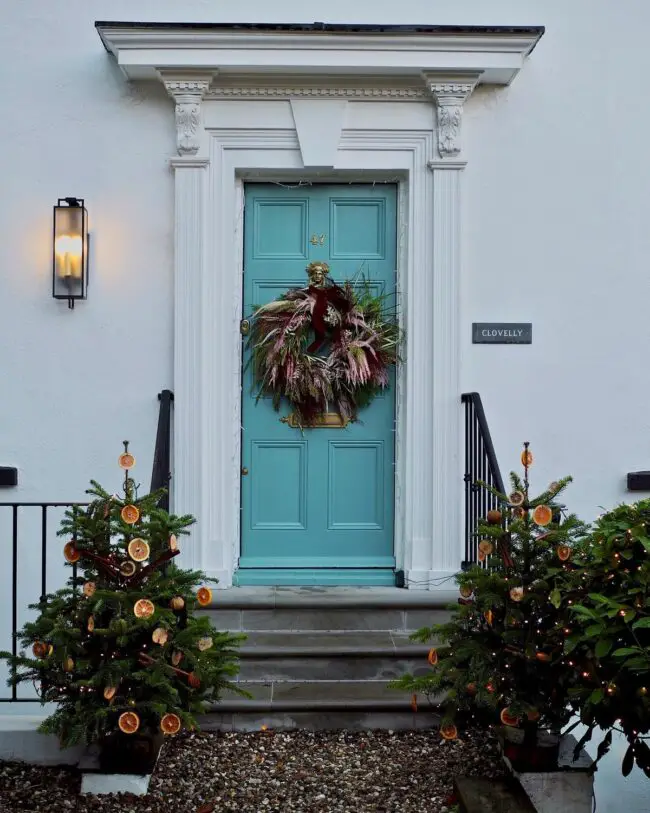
top-left (241, 467), bottom-right (249, 475)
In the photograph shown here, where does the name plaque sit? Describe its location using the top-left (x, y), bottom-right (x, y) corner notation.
top-left (472, 323), bottom-right (532, 344)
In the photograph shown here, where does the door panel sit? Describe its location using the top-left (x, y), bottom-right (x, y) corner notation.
top-left (238, 183), bottom-right (397, 585)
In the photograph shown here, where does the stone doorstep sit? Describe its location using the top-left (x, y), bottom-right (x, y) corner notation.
top-left (205, 606), bottom-right (450, 633)
top-left (208, 585), bottom-right (458, 609)
top-left (218, 679), bottom-right (444, 712)
top-left (237, 630), bottom-right (435, 655)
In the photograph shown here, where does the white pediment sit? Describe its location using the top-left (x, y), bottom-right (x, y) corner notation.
top-left (95, 22), bottom-right (543, 87)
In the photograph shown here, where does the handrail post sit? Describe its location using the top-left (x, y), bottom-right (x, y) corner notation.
top-left (461, 392), bottom-right (504, 567)
top-left (151, 389), bottom-right (174, 510)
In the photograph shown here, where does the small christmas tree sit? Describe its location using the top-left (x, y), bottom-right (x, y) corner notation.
top-left (394, 445), bottom-right (585, 754)
top-left (0, 444), bottom-right (244, 755)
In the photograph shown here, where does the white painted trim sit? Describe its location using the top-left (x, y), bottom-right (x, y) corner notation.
top-left (168, 119), bottom-right (463, 591)
top-left (96, 24), bottom-right (542, 86)
top-left (171, 158), bottom-right (208, 574)
top-left (94, 26), bottom-right (538, 590)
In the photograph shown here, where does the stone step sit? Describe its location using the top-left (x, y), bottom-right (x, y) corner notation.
top-left (236, 630), bottom-right (433, 681)
top-left (202, 587), bottom-right (451, 730)
top-left (208, 586), bottom-right (454, 632)
top-left (205, 679), bottom-right (442, 732)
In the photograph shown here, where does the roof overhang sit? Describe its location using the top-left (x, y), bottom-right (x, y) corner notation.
top-left (95, 21), bottom-right (544, 86)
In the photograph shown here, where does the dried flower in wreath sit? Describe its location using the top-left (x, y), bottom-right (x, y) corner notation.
top-left (247, 262), bottom-right (403, 426)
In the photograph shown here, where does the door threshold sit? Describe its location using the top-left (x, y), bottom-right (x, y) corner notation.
top-left (233, 568), bottom-right (396, 586)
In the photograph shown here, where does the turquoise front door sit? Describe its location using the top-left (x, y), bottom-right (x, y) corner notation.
top-left (237, 183), bottom-right (397, 585)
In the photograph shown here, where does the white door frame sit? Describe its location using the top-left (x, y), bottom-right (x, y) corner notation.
top-left (95, 23), bottom-right (542, 590)
top-left (172, 119), bottom-right (464, 590)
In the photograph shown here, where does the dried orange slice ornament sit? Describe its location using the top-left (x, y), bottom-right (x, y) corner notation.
top-left (508, 491), bottom-right (525, 507)
top-left (118, 711), bottom-right (140, 734)
top-left (478, 540), bottom-right (494, 556)
top-left (103, 685), bottom-right (117, 701)
top-left (63, 657), bottom-right (75, 672)
top-left (152, 627), bottom-right (169, 645)
top-left (557, 545), bottom-right (571, 562)
top-left (120, 560), bottom-right (136, 577)
top-left (197, 636), bottom-right (213, 651)
top-left (536, 651), bottom-right (552, 663)
top-left (521, 449), bottom-right (534, 467)
top-left (500, 708), bottom-right (520, 727)
top-left (87, 616), bottom-right (95, 633)
top-left (188, 672), bottom-right (201, 689)
top-left (427, 648), bottom-right (438, 666)
top-left (512, 507), bottom-right (526, 519)
top-left (160, 713), bottom-right (181, 735)
top-left (134, 599), bottom-right (155, 619)
top-left (486, 510), bottom-right (502, 525)
top-left (119, 452), bottom-right (136, 470)
top-left (459, 584), bottom-right (473, 599)
top-left (170, 596), bottom-right (185, 611)
top-left (127, 538), bottom-right (150, 562)
top-left (169, 534), bottom-right (178, 551)
top-left (83, 581), bottom-right (96, 598)
top-left (532, 505), bottom-right (553, 527)
top-left (440, 723), bottom-right (458, 740)
top-left (477, 549), bottom-right (487, 563)
top-left (509, 586), bottom-right (524, 602)
top-left (121, 505), bottom-right (140, 525)
top-left (484, 609), bottom-right (494, 626)
top-left (32, 641), bottom-right (47, 659)
top-left (196, 587), bottom-right (212, 607)
top-left (171, 651), bottom-right (183, 667)
top-left (63, 542), bottom-right (80, 563)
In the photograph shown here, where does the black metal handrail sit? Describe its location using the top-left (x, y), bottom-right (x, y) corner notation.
top-left (0, 501), bottom-right (88, 701)
top-left (1, 391), bottom-right (174, 702)
top-left (461, 392), bottom-right (505, 566)
top-left (150, 389), bottom-right (174, 511)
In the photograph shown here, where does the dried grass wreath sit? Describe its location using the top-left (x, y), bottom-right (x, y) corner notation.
top-left (247, 261), bottom-right (402, 427)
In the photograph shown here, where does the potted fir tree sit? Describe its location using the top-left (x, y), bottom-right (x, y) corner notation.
top-left (0, 444), bottom-right (245, 774)
top-left (393, 445), bottom-right (586, 771)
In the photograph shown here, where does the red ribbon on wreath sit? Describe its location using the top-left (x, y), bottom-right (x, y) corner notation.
top-left (306, 283), bottom-right (351, 354)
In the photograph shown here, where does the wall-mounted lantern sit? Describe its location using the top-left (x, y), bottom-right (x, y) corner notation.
top-left (53, 197), bottom-right (88, 309)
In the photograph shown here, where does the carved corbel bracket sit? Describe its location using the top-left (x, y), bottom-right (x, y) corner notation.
top-left (160, 72), bottom-right (214, 156)
top-left (423, 74), bottom-right (479, 159)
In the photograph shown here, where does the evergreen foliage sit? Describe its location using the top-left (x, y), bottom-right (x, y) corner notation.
top-left (559, 499), bottom-right (650, 776)
top-left (393, 447), bottom-right (586, 744)
top-left (0, 448), bottom-right (244, 747)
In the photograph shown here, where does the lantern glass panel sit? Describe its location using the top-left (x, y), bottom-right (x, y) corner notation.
top-left (53, 202), bottom-right (87, 301)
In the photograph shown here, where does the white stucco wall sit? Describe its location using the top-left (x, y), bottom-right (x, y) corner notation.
top-left (1, 0), bottom-right (650, 806)
top-left (1, 0), bottom-right (646, 514)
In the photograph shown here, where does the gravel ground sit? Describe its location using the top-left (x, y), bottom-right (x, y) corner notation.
top-left (0, 729), bottom-right (506, 813)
